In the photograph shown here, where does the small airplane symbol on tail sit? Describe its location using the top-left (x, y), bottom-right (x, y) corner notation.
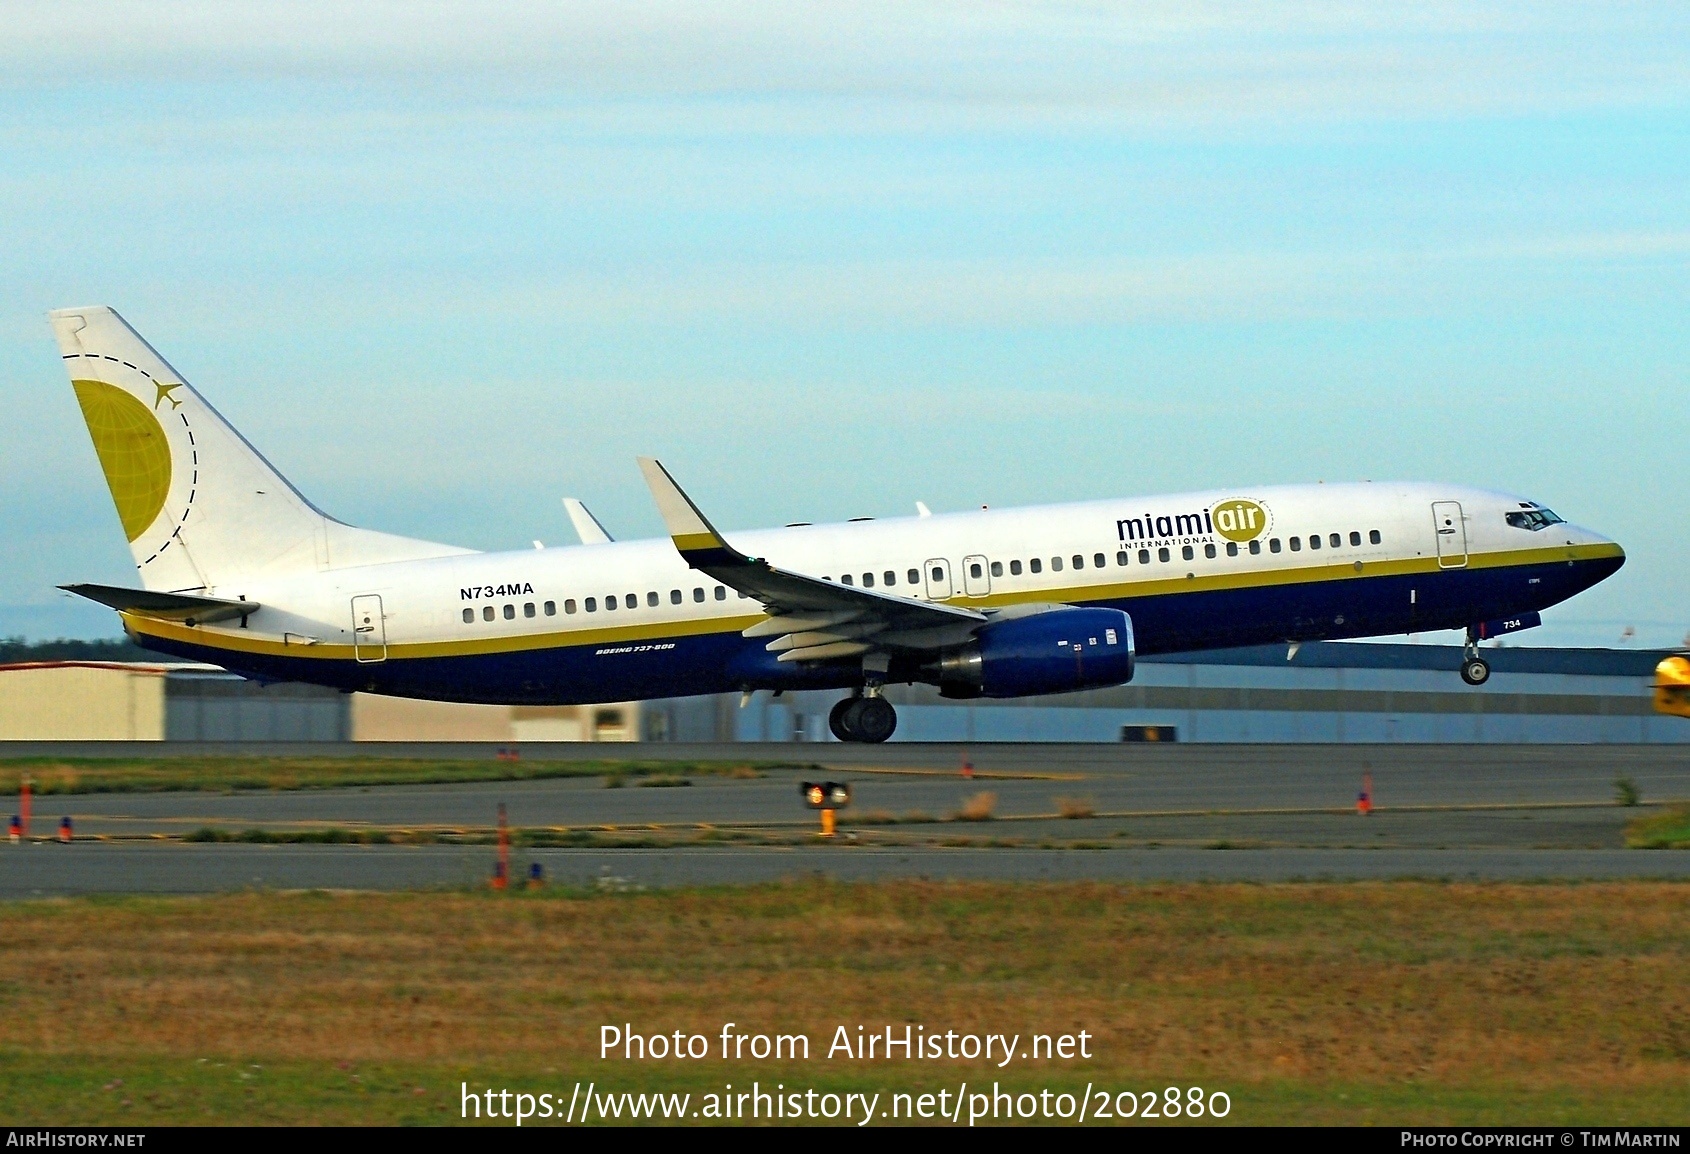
top-left (154, 382), bottom-right (183, 410)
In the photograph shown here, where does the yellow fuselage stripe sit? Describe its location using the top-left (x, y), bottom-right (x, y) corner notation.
top-left (123, 542), bottom-right (1621, 663)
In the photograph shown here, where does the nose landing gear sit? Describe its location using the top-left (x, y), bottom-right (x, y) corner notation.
top-left (829, 691), bottom-right (897, 743)
top-left (1460, 629), bottom-right (1491, 686)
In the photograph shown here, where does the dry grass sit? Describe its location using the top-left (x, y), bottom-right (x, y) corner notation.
top-left (954, 791), bottom-right (998, 821)
top-left (0, 757), bottom-right (800, 796)
top-left (1055, 795), bottom-right (1097, 819)
top-left (0, 882), bottom-right (1686, 1124)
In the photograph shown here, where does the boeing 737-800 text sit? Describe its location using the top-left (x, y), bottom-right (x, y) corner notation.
top-left (51, 307), bottom-right (1625, 742)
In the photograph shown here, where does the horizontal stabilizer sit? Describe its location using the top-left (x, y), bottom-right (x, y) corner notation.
top-left (60, 583), bottom-right (257, 625)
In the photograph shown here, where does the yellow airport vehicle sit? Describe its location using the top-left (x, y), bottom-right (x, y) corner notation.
top-left (1655, 655), bottom-right (1690, 718)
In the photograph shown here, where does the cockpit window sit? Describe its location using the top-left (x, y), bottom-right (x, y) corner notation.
top-left (1506, 508), bottom-right (1565, 531)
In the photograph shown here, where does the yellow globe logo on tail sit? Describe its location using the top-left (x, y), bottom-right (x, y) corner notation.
top-left (72, 379), bottom-right (172, 542)
top-left (1211, 498), bottom-right (1269, 543)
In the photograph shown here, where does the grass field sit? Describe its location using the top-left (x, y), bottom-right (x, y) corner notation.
top-left (0, 757), bottom-right (797, 795)
top-left (1, 881), bottom-right (1686, 1126)
top-left (1627, 806), bottom-right (1690, 848)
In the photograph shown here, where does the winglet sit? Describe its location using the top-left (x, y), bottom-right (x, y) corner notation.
top-left (562, 497), bottom-right (614, 545)
top-left (636, 457), bottom-right (747, 567)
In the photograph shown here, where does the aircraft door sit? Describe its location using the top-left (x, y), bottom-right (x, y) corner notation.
top-left (962, 554), bottom-right (991, 597)
top-left (351, 594), bottom-right (387, 663)
top-left (1432, 501), bottom-right (1468, 568)
top-left (923, 558), bottom-right (953, 600)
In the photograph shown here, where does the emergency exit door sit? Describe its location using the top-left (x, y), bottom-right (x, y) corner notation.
top-left (923, 558), bottom-right (953, 599)
top-left (351, 594), bottom-right (387, 663)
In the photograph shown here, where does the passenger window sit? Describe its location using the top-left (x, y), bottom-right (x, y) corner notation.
top-left (1249, 540), bottom-right (1262, 555)
top-left (670, 589), bottom-right (681, 604)
top-left (1116, 551), bottom-right (1129, 566)
top-left (1158, 547), bottom-right (1170, 562)
top-left (884, 571), bottom-right (896, 586)
top-left (1226, 542), bottom-right (1238, 557)
top-left (1330, 533), bottom-right (1341, 548)
top-left (462, 608), bottom-right (474, 624)
top-left (585, 597), bottom-right (596, 612)
top-left (1204, 543), bottom-right (1216, 559)
top-left (604, 596), bottom-right (616, 611)
top-left (643, 591), bottom-right (655, 607)
top-left (1030, 558), bottom-right (1042, 574)
top-left (930, 566), bottom-right (943, 582)
top-left (693, 588), bottom-right (705, 602)
top-left (1010, 560), bottom-right (1022, 575)
top-left (715, 586), bottom-right (726, 600)
top-left (990, 561), bottom-right (1003, 577)
top-left (1269, 539), bottom-right (1282, 553)
top-left (1308, 534), bottom-right (1320, 550)
top-left (1349, 531), bottom-right (1361, 546)
top-left (1138, 549), bottom-right (1150, 564)
top-left (524, 602), bottom-right (536, 618)
top-left (1291, 537), bottom-right (1303, 552)
top-left (502, 604), bottom-right (514, 619)
top-left (1094, 553), bottom-right (1106, 568)
top-left (623, 594), bottom-right (635, 609)
top-left (907, 569), bottom-right (920, 584)
top-left (863, 573), bottom-right (875, 587)
top-left (1072, 554), bottom-right (1084, 570)
top-left (482, 605), bottom-right (494, 621)
top-left (1369, 530), bottom-right (1382, 544)
top-left (545, 601), bottom-right (556, 616)
top-left (564, 599), bottom-right (577, 614)
top-left (1182, 545), bottom-right (1194, 561)
top-left (969, 563), bottom-right (982, 579)
top-left (1051, 557), bottom-right (1063, 572)
top-left (841, 574), bottom-right (854, 586)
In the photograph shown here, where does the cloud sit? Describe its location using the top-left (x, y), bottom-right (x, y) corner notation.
top-left (4, 1), bottom-right (1686, 127)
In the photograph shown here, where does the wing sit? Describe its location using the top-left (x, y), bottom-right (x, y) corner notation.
top-left (61, 583), bottom-right (258, 625)
top-left (636, 457), bottom-right (984, 663)
top-left (562, 497), bottom-right (614, 544)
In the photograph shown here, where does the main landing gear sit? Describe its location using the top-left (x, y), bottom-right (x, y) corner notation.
top-left (1460, 630), bottom-right (1491, 686)
top-left (829, 691), bottom-right (897, 743)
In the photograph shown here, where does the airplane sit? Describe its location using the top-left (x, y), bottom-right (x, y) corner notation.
top-left (50, 306), bottom-right (1627, 742)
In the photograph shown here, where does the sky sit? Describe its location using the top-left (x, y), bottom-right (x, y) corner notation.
top-left (0, 1), bottom-right (1685, 647)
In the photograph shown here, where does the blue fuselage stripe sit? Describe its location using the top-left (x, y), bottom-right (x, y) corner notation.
top-left (132, 555), bottom-right (1621, 705)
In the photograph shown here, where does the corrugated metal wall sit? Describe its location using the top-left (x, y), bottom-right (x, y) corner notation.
top-left (164, 675), bottom-right (349, 741)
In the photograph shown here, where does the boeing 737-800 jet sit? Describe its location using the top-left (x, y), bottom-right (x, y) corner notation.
top-left (51, 307), bottom-right (1625, 742)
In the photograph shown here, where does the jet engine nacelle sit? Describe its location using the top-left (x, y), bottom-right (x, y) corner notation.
top-left (934, 607), bottom-right (1135, 699)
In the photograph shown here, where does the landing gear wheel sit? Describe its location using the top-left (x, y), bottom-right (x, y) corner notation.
top-left (848, 696), bottom-right (897, 744)
top-left (828, 698), bottom-right (855, 742)
top-left (1461, 657), bottom-right (1491, 686)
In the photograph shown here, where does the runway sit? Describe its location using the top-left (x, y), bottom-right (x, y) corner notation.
top-left (4, 843), bottom-right (1688, 898)
top-left (4, 743), bottom-right (1687, 895)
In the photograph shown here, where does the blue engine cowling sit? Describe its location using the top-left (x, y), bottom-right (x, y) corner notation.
top-left (933, 607), bottom-right (1135, 698)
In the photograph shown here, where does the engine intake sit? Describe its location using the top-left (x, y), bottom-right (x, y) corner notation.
top-left (933, 607), bottom-right (1135, 698)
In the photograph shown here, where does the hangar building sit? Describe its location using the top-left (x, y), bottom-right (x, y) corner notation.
top-left (0, 643), bottom-right (1678, 744)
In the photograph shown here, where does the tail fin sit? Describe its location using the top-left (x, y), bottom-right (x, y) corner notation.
top-left (52, 306), bottom-right (471, 592)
